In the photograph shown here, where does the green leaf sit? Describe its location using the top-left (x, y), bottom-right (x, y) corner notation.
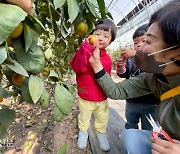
top-left (97, 0), bottom-right (106, 18)
top-left (50, 3), bottom-right (61, 21)
top-left (14, 38), bottom-right (45, 75)
top-left (0, 87), bottom-right (8, 98)
top-left (88, 0), bottom-right (98, 7)
top-left (23, 20), bottom-right (39, 52)
top-left (58, 142), bottom-right (67, 154)
top-left (45, 47), bottom-right (53, 59)
top-left (66, 85), bottom-right (76, 97)
top-left (29, 15), bottom-right (47, 35)
top-left (24, 23), bottom-right (33, 51)
top-left (0, 44), bottom-right (7, 64)
top-left (63, 19), bottom-right (71, 32)
top-left (21, 78), bottom-right (34, 104)
top-left (55, 84), bottom-right (73, 115)
top-left (106, 12), bottom-right (113, 20)
top-left (0, 126), bottom-right (8, 139)
top-left (0, 108), bottom-right (16, 123)
top-left (85, 0), bottom-right (97, 17)
top-left (48, 70), bottom-right (59, 82)
top-left (86, 14), bottom-right (95, 36)
top-left (67, 0), bottom-right (79, 23)
top-left (54, 0), bottom-right (66, 9)
top-left (6, 60), bottom-right (29, 77)
top-left (40, 87), bottom-right (50, 109)
top-left (61, 25), bottom-right (69, 38)
top-left (0, 4), bottom-right (27, 44)
top-left (29, 75), bottom-right (44, 103)
top-left (50, 3), bottom-right (61, 37)
top-left (54, 104), bottom-right (64, 121)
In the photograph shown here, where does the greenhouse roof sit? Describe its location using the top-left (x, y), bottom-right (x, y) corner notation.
top-left (105, 0), bottom-right (157, 25)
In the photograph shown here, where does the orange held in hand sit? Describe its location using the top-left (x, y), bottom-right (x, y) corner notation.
top-left (12, 73), bottom-right (25, 87)
top-left (89, 36), bottom-right (97, 45)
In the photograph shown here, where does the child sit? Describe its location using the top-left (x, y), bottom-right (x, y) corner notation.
top-left (70, 18), bottom-right (117, 151)
top-left (116, 24), bottom-right (159, 130)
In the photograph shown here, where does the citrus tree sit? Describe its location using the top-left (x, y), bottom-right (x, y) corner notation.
top-left (0, 0), bottom-right (112, 139)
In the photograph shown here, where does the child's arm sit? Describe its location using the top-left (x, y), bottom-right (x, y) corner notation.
top-left (70, 41), bottom-right (94, 73)
top-left (116, 58), bottom-right (131, 79)
top-left (116, 58), bottom-right (126, 74)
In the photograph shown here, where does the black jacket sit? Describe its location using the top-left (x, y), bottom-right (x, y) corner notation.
top-left (117, 58), bottom-right (159, 104)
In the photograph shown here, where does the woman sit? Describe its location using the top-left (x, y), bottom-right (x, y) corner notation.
top-left (89, 0), bottom-right (180, 153)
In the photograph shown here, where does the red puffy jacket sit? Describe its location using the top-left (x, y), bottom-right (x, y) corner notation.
top-left (70, 41), bottom-right (112, 102)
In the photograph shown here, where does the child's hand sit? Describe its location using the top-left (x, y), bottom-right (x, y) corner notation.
top-left (121, 48), bottom-right (136, 59)
top-left (116, 58), bottom-right (126, 68)
top-left (116, 58), bottom-right (126, 74)
top-left (150, 137), bottom-right (180, 154)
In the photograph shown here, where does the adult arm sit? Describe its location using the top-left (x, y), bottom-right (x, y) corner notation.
top-left (95, 70), bottom-right (154, 100)
top-left (89, 45), bottom-right (154, 100)
top-left (150, 137), bottom-right (180, 154)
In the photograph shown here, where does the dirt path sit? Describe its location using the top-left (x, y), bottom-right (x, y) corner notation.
top-left (108, 71), bottom-right (126, 122)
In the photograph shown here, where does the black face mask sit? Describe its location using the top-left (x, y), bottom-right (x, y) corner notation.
top-left (135, 45), bottom-right (179, 74)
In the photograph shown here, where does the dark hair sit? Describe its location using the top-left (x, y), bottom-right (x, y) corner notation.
top-left (149, 0), bottom-right (180, 46)
top-left (133, 24), bottom-right (149, 40)
top-left (94, 18), bottom-right (117, 42)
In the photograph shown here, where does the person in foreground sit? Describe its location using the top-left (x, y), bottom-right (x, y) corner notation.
top-left (89, 0), bottom-right (180, 154)
top-left (70, 18), bottom-right (117, 151)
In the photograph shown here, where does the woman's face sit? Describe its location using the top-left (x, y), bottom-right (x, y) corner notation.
top-left (143, 22), bottom-right (180, 75)
top-left (143, 22), bottom-right (168, 61)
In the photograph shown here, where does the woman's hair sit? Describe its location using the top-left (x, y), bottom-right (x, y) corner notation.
top-left (94, 18), bottom-right (117, 42)
top-left (149, 0), bottom-right (180, 46)
top-left (133, 23), bottom-right (149, 40)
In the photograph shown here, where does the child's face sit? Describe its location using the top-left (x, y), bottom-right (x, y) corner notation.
top-left (93, 29), bottom-right (112, 49)
top-left (133, 35), bottom-right (146, 51)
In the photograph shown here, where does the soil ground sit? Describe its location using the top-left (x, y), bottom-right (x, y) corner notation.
top-left (0, 71), bottom-right (126, 154)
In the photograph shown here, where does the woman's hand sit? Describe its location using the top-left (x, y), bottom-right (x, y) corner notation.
top-left (150, 137), bottom-right (180, 154)
top-left (89, 43), bottom-right (103, 73)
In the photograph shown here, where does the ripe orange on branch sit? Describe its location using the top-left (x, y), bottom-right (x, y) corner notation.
top-left (12, 73), bottom-right (25, 87)
top-left (6, 37), bottom-right (13, 47)
top-left (75, 21), bottom-right (88, 36)
top-left (10, 22), bottom-right (23, 38)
